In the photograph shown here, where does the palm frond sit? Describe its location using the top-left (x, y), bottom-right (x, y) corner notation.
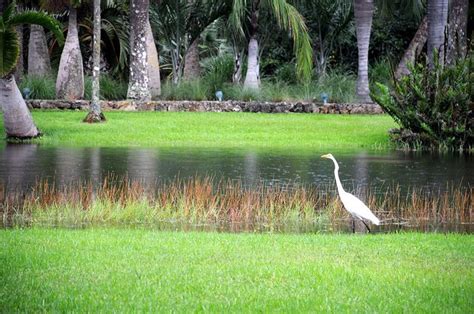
top-left (229, 0), bottom-right (247, 39)
top-left (0, 28), bottom-right (20, 77)
top-left (266, 0), bottom-right (313, 83)
top-left (10, 11), bottom-right (65, 45)
top-left (1, 0), bottom-right (16, 24)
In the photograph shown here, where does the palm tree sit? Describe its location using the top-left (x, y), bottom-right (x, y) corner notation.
top-left (445, 0), bottom-right (469, 65)
top-left (28, 24), bottom-right (52, 76)
top-left (127, 0), bottom-right (151, 101)
top-left (84, 0), bottom-right (105, 122)
top-left (427, 0), bottom-right (448, 67)
top-left (0, 1), bottom-right (64, 139)
top-left (156, 0), bottom-right (231, 84)
top-left (230, 0), bottom-right (312, 90)
top-left (353, 0), bottom-right (374, 103)
top-left (14, 1), bottom-right (51, 77)
top-left (394, 16), bottom-right (428, 79)
top-left (146, 18), bottom-right (161, 98)
top-left (42, 0), bottom-right (85, 100)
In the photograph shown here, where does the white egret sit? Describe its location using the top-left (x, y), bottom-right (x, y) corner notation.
top-left (321, 153), bottom-right (380, 233)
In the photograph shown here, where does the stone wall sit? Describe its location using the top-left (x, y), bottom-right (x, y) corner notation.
top-left (27, 100), bottom-right (384, 114)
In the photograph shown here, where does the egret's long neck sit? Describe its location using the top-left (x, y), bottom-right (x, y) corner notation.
top-left (331, 158), bottom-right (345, 194)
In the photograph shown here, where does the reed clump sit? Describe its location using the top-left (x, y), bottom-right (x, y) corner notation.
top-left (0, 176), bottom-right (472, 231)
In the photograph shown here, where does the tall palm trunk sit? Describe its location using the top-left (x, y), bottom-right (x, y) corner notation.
top-left (56, 7), bottom-right (84, 100)
top-left (243, 0), bottom-right (260, 90)
top-left (84, 0), bottom-right (105, 123)
top-left (427, 0), bottom-right (449, 67)
top-left (446, 0), bottom-right (469, 65)
top-left (146, 19), bottom-right (161, 98)
top-left (395, 16), bottom-right (428, 80)
top-left (183, 37), bottom-right (201, 80)
top-left (14, 25), bottom-right (24, 82)
top-left (0, 75), bottom-right (40, 138)
top-left (28, 25), bottom-right (51, 76)
top-left (127, 0), bottom-right (151, 101)
top-left (354, 0), bottom-right (374, 103)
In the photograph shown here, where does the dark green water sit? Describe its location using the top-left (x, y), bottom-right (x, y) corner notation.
top-left (1, 144), bottom-right (472, 192)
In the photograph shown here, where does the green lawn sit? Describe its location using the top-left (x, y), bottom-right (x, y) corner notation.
top-left (1, 111), bottom-right (396, 150)
top-left (1, 229), bottom-right (472, 312)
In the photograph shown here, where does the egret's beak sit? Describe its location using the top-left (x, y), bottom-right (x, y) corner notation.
top-left (321, 154), bottom-right (330, 159)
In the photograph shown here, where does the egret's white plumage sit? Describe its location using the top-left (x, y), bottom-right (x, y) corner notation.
top-left (321, 153), bottom-right (380, 231)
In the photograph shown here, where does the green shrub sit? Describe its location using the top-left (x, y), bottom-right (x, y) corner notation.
top-left (371, 53), bottom-right (474, 151)
top-left (19, 74), bottom-right (127, 100)
top-left (201, 54), bottom-right (234, 95)
top-left (85, 75), bottom-right (128, 100)
top-left (161, 80), bottom-right (210, 101)
top-left (18, 75), bottom-right (56, 99)
top-left (274, 63), bottom-right (298, 84)
top-left (261, 81), bottom-right (292, 102)
top-left (370, 58), bottom-right (393, 86)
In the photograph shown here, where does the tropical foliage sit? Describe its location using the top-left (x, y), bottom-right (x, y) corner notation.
top-left (371, 52), bottom-right (474, 151)
top-left (0, 1), bottom-right (64, 77)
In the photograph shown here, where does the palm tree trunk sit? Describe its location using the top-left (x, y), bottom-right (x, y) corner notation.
top-left (233, 50), bottom-right (243, 84)
top-left (354, 0), bottom-right (374, 103)
top-left (427, 0), bottom-right (449, 68)
top-left (146, 19), bottom-right (161, 98)
top-left (28, 25), bottom-right (51, 76)
top-left (243, 0), bottom-right (261, 90)
top-left (127, 0), bottom-right (151, 101)
top-left (183, 37), bottom-right (201, 80)
top-left (56, 7), bottom-right (84, 100)
top-left (446, 0), bottom-right (469, 65)
top-left (84, 0), bottom-right (105, 123)
top-left (395, 16), bottom-right (428, 80)
top-left (14, 25), bottom-right (24, 82)
top-left (244, 37), bottom-right (260, 89)
top-left (0, 75), bottom-right (40, 139)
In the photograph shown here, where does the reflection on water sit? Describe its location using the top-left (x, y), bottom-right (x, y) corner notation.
top-left (2, 144), bottom-right (472, 192)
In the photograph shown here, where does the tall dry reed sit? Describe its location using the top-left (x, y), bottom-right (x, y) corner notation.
top-left (0, 176), bottom-right (471, 231)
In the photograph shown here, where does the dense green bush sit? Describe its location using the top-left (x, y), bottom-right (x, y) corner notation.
top-left (371, 54), bottom-right (474, 151)
top-left (201, 54), bottom-right (235, 95)
top-left (19, 74), bottom-right (128, 100)
top-left (18, 75), bottom-right (56, 100)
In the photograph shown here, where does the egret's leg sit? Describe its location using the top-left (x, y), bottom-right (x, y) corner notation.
top-left (352, 218), bottom-right (355, 233)
top-left (361, 220), bottom-right (371, 233)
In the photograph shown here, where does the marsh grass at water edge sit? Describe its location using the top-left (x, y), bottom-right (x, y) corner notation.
top-left (1, 176), bottom-right (471, 232)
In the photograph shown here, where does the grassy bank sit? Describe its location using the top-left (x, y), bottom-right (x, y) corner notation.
top-left (0, 229), bottom-right (472, 312)
top-left (1, 111), bottom-right (396, 150)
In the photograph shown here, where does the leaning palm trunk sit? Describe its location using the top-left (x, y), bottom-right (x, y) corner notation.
top-left (183, 37), bottom-right (201, 80)
top-left (127, 0), bottom-right (151, 101)
top-left (354, 0), bottom-right (374, 103)
top-left (84, 0), bottom-right (105, 123)
top-left (427, 0), bottom-right (448, 67)
top-left (146, 19), bottom-right (161, 98)
top-left (0, 75), bottom-right (40, 138)
top-left (446, 0), bottom-right (469, 65)
top-left (243, 37), bottom-right (260, 89)
top-left (28, 25), bottom-right (51, 76)
top-left (395, 16), bottom-right (428, 80)
top-left (56, 7), bottom-right (84, 100)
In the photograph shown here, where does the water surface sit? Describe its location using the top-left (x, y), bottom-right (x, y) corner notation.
top-left (1, 144), bottom-right (472, 192)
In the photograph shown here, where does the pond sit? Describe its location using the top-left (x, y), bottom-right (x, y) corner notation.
top-left (1, 144), bottom-right (472, 233)
top-left (2, 144), bottom-right (472, 190)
